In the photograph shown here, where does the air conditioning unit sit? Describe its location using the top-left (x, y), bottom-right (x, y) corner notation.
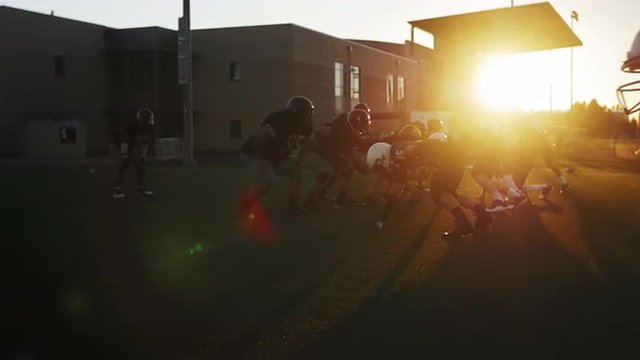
top-left (154, 137), bottom-right (183, 160)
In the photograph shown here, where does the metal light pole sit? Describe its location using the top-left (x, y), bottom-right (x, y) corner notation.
top-left (178, 0), bottom-right (194, 165)
top-left (549, 50), bottom-right (553, 112)
top-left (570, 11), bottom-right (579, 111)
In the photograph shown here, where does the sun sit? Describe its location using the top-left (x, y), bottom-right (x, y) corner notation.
top-left (475, 56), bottom-right (519, 110)
top-left (474, 53), bottom-right (551, 112)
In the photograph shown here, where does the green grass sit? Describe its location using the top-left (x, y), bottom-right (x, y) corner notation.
top-left (2, 154), bottom-right (640, 359)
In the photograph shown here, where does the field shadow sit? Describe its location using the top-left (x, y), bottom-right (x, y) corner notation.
top-left (302, 203), bottom-right (640, 359)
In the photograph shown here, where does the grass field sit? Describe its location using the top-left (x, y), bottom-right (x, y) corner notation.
top-left (3, 151), bottom-right (640, 359)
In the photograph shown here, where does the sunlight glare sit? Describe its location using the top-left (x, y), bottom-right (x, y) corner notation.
top-left (475, 53), bottom-right (554, 112)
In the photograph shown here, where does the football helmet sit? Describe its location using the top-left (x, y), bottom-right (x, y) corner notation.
top-left (353, 102), bottom-right (371, 114)
top-left (287, 96), bottom-right (315, 135)
top-left (366, 142), bottom-right (392, 170)
top-left (617, 30), bottom-right (640, 114)
top-left (347, 109), bottom-right (372, 135)
top-left (397, 124), bottom-right (423, 141)
top-left (427, 132), bottom-right (448, 142)
top-left (287, 96), bottom-right (315, 113)
top-left (136, 108), bottom-right (155, 127)
top-left (427, 118), bottom-right (444, 134)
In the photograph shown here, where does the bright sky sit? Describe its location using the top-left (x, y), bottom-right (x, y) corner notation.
top-left (2, 0), bottom-right (637, 111)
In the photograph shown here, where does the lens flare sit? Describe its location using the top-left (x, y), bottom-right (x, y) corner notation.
top-left (236, 189), bottom-right (276, 244)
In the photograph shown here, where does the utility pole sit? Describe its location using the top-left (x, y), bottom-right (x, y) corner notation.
top-left (570, 11), bottom-right (579, 111)
top-left (549, 50), bottom-right (553, 112)
top-left (178, 0), bottom-right (194, 165)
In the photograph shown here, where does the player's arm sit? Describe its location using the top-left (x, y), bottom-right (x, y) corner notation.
top-left (250, 123), bottom-right (277, 156)
top-left (296, 135), bottom-right (313, 164)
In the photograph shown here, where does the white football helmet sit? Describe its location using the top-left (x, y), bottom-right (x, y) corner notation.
top-left (427, 132), bottom-right (448, 142)
top-left (617, 30), bottom-right (640, 114)
top-left (366, 142), bottom-right (392, 170)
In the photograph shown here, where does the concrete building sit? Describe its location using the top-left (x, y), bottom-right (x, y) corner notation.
top-left (0, 6), bottom-right (108, 157)
top-left (0, 6), bottom-right (432, 157)
top-left (192, 24), bottom-right (423, 151)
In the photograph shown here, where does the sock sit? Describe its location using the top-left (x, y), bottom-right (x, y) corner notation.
top-left (136, 166), bottom-right (145, 187)
top-left (525, 184), bottom-right (548, 192)
top-left (502, 176), bottom-right (522, 196)
top-left (490, 190), bottom-right (504, 202)
top-left (558, 175), bottom-right (568, 185)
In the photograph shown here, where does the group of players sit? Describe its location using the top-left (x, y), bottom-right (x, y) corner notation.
top-left (237, 95), bottom-right (571, 239)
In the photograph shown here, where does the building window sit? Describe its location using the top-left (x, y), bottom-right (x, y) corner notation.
top-left (229, 119), bottom-right (242, 139)
top-left (397, 76), bottom-right (405, 101)
top-left (60, 125), bottom-right (76, 144)
top-left (386, 74), bottom-right (395, 104)
top-left (350, 65), bottom-right (360, 106)
top-left (230, 62), bottom-right (241, 81)
top-left (54, 55), bottom-right (65, 78)
top-left (335, 62), bottom-right (344, 113)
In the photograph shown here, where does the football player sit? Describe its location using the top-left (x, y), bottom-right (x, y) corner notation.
top-left (365, 137), bottom-right (493, 238)
top-left (317, 103), bottom-right (371, 207)
top-left (237, 96), bottom-right (315, 214)
top-left (109, 107), bottom-right (155, 198)
top-left (303, 108), bottom-right (371, 209)
top-left (500, 123), bottom-right (569, 204)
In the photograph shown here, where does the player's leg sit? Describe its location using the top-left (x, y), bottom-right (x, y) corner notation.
top-left (505, 165), bottom-right (531, 208)
top-left (544, 155), bottom-right (569, 193)
top-left (283, 158), bottom-right (305, 213)
top-left (431, 166), bottom-right (475, 239)
top-left (237, 156), bottom-right (276, 215)
top-left (375, 181), bottom-right (404, 229)
top-left (457, 193), bottom-right (495, 228)
top-left (501, 155), bottom-right (531, 207)
top-left (473, 169), bottom-right (509, 212)
top-left (334, 167), bottom-right (355, 208)
top-left (317, 172), bottom-right (337, 200)
top-left (301, 152), bottom-right (334, 210)
top-left (303, 172), bottom-right (330, 210)
top-left (109, 143), bottom-right (128, 198)
top-left (133, 143), bottom-right (152, 195)
top-left (362, 171), bottom-right (388, 205)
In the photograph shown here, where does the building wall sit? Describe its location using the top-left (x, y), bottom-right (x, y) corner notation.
top-left (291, 26), bottom-right (420, 127)
top-left (191, 24), bottom-right (421, 152)
top-left (105, 28), bottom-right (181, 140)
top-left (0, 7), bottom-right (433, 156)
top-left (192, 25), bottom-right (294, 152)
top-left (0, 7), bottom-right (108, 156)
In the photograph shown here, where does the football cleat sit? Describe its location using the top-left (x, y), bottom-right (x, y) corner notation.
top-left (113, 186), bottom-right (125, 199)
top-left (137, 185), bottom-right (153, 196)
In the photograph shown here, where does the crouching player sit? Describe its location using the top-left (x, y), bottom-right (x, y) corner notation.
top-left (237, 96), bottom-right (315, 215)
top-left (303, 108), bottom-right (371, 209)
top-left (365, 138), bottom-right (493, 239)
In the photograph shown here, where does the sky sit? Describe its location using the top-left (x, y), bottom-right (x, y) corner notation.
top-left (2, 0), bottom-right (638, 111)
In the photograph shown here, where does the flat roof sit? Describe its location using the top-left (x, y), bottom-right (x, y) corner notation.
top-left (409, 2), bottom-right (582, 54)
